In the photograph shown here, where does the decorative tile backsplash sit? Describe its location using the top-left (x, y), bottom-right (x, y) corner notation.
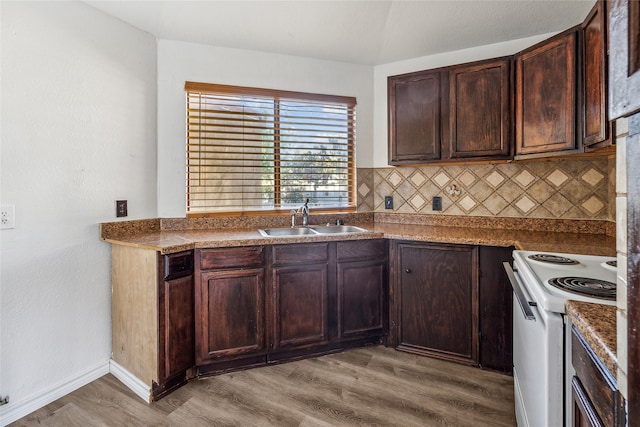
top-left (357, 157), bottom-right (613, 220)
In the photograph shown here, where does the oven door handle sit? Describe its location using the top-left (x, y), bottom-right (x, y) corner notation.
top-left (503, 262), bottom-right (536, 321)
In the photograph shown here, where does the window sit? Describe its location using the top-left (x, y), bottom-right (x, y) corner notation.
top-left (185, 82), bottom-right (356, 215)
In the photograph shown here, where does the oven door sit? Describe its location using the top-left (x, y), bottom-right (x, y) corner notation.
top-left (505, 263), bottom-right (564, 427)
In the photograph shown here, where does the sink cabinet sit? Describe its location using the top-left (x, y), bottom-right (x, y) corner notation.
top-left (269, 243), bottom-right (331, 357)
top-left (195, 240), bottom-right (388, 373)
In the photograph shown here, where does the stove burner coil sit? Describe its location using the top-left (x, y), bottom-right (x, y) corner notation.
top-left (548, 277), bottom-right (616, 299)
top-left (606, 260), bottom-right (617, 268)
top-left (528, 254), bottom-right (580, 265)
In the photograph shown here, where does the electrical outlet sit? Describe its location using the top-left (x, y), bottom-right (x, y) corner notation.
top-left (1, 205), bottom-right (15, 229)
top-left (0, 395), bottom-right (8, 406)
top-left (384, 196), bottom-right (394, 209)
top-left (432, 197), bottom-right (442, 211)
top-left (116, 200), bottom-right (128, 218)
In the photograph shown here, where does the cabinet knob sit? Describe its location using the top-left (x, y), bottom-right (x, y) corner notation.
top-left (405, 268), bottom-right (411, 274)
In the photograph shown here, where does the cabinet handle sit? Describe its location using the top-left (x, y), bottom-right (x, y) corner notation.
top-left (405, 268), bottom-right (411, 273)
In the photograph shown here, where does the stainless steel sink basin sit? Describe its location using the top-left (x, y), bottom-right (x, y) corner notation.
top-left (258, 225), bottom-right (369, 237)
top-left (310, 225), bottom-right (369, 234)
top-left (258, 227), bottom-right (319, 237)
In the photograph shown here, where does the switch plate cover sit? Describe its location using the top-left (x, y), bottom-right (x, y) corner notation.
top-left (384, 196), bottom-right (394, 209)
top-left (116, 200), bottom-right (128, 217)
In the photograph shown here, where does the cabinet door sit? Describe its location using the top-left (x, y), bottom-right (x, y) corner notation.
top-left (155, 250), bottom-right (195, 400)
top-left (336, 259), bottom-right (386, 340)
top-left (478, 246), bottom-right (513, 373)
top-left (582, 0), bottom-right (610, 150)
top-left (158, 274), bottom-right (195, 382)
top-left (271, 263), bottom-right (329, 351)
top-left (388, 70), bottom-right (442, 164)
top-left (196, 268), bottom-right (266, 365)
top-left (516, 31), bottom-right (577, 156)
top-left (449, 58), bottom-right (512, 160)
top-left (396, 243), bottom-right (478, 365)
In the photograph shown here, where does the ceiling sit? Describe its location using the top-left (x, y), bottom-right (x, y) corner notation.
top-left (84, 0), bottom-right (596, 65)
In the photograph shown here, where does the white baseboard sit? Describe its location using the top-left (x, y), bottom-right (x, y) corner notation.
top-left (0, 361), bottom-right (110, 427)
top-left (108, 359), bottom-right (151, 403)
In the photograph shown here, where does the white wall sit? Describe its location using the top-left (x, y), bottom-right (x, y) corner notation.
top-left (371, 32), bottom-right (558, 167)
top-left (157, 40), bottom-right (373, 217)
top-left (0, 1), bottom-right (157, 423)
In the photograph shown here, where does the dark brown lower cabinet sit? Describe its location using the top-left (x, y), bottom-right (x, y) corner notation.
top-left (572, 327), bottom-right (626, 427)
top-left (336, 240), bottom-right (388, 342)
top-left (478, 246), bottom-right (513, 373)
top-left (196, 268), bottom-right (266, 364)
top-left (271, 262), bottom-right (330, 352)
top-left (394, 241), bottom-right (479, 364)
top-left (155, 250), bottom-right (195, 399)
top-left (196, 240), bottom-right (387, 372)
top-left (390, 241), bottom-right (513, 373)
top-left (269, 243), bottom-right (331, 357)
top-left (195, 247), bottom-right (267, 372)
top-left (113, 238), bottom-right (512, 402)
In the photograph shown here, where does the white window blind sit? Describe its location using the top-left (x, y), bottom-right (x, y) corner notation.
top-left (186, 82), bottom-right (356, 215)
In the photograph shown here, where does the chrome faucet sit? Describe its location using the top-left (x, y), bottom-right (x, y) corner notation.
top-left (301, 199), bottom-right (309, 226)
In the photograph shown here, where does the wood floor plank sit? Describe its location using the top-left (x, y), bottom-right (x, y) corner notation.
top-left (9, 346), bottom-right (516, 426)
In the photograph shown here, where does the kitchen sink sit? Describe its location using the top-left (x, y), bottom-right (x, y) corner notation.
top-left (309, 225), bottom-right (369, 234)
top-left (258, 225), bottom-right (369, 237)
top-left (258, 227), bottom-right (318, 237)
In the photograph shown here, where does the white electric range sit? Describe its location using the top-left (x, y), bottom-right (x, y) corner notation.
top-left (504, 250), bottom-right (617, 427)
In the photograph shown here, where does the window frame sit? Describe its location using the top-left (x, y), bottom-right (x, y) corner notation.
top-left (185, 82), bottom-right (357, 217)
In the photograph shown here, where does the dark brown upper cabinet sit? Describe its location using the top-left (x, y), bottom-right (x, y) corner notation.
top-left (388, 70), bottom-right (443, 164)
top-left (388, 58), bottom-right (511, 165)
top-left (389, 2), bottom-right (615, 164)
top-left (515, 30), bottom-right (578, 157)
top-left (582, 0), bottom-right (611, 151)
top-left (449, 58), bottom-right (512, 160)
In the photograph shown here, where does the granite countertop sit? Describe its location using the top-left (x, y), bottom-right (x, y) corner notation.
top-left (566, 300), bottom-right (618, 378)
top-left (102, 214), bottom-right (618, 377)
top-left (101, 225), bottom-right (385, 254)
top-left (101, 214), bottom-right (616, 256)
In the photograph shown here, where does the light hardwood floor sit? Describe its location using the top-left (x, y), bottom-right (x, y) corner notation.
top-left (10, 346), bottom-right (516, 426)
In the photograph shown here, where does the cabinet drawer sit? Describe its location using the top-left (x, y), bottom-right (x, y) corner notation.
top-left (337, 239), bottom-right (386, 261)
top-left (164, 251), bottom-right (194, 279)
top-left (272, 243), bottom-right (328, 265)
top-left (571, 327), bottom-right (623, 427)
top-left (199, 247), bottom-right (264, 270)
